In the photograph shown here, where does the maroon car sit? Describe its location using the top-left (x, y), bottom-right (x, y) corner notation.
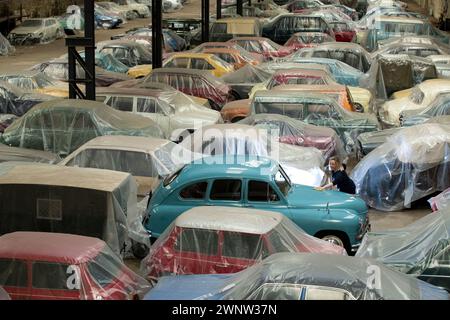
top-left (228, 37), bottom-right (294, 61)
top-left (328, 22), bottom-right (356, 42)
top-left (239, 113), bottom-right (346, 161)
top-left (146, 68), bottom-right (236, 110)
top-left (284, 32), bottom-right (336, 52)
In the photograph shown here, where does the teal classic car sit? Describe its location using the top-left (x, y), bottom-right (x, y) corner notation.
top-left (250, 90), bottom-right (380, 153)
top-left (145, 155), bottom-right (370, 254)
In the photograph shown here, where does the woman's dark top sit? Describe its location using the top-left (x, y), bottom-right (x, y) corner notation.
top-left (332, 170), bottom-right (356, 194)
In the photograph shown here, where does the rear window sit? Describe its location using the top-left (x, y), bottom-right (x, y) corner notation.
top-left (222, 232), bottom-right (268, 260)
top-left (0, 259), bottom-right (28, 287)
top-left (175, 228), bottom-right (219, 255)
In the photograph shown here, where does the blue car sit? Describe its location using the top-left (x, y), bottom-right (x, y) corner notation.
top-left (145, 155), bottom-right (370, 254)
top-left (93, 6), bottom-right (123, 29)
top-left (144, 252), bottom-right (450, 300)
top-left (282, 57), bottom-right (364, 86)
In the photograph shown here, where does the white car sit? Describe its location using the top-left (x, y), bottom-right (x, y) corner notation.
top-left (380, 79), bottom-right (450, 127)
top-left (96, 87), bottom-right (222, 141)
top-left (7, 18), bottom-right (64, 45)
top-left (116, 0), bottom-right (150, 17)
top-left (164, 0), bottom-right (183, 12)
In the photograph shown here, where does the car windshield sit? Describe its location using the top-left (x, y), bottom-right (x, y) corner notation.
top-left (210, 55), bottom-right (232, 69)
top-left (86, 247), bottom-right (126, 288)
top-left (275, 166), bottom-right (291, 196)
top-left (409, 87), bottom-right (425, 104)
top-left (21, 19), bottom-right (43, 27)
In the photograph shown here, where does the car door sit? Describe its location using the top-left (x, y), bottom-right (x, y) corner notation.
top-left (0, 259), bottom-right (31, 300)
top-left (69, 111), bottom-right (100, 154)
top-left (30, 261), bottom-right (81, 300)
top-left (206, 179), bottom-right (244, 208)
top-left (244, 179), bottom-right (290, 215)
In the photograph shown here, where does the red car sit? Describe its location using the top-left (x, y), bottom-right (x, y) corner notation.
top-left (228, 37), bottom-right (294, 61)
top-left (328, 22), bottom-right (356, 42)
top-left (146, 68), bottom-right (237, 110)
top-left (142, 206), bottom-right (346, 280)
top-left (0, 232), bottom-right (150, 300)
top-left (284, 32), bottom-right (336, 52)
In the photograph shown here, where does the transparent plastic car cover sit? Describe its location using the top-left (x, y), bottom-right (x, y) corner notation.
top-left (0, 232), bottom-right (151, 300)
top-left (0, 163), bottom-right (149, 256)
top-left (179, 124), bottom-right (325, 186)
top-left (8, 19), bottom-right (60, 45)
top-left (148, 252), bottom-right (449, 300)
top-left (293, 43), bottom-right (372, 73)
top-left (0, 144), bottom-right (61, 164)
top-left (0, 114), bottom-right (17, 133)
top-left (351, 123), bottom-right (450, 211)
top-left (239, 113), bottom-right (346, 161)
top-left (0, 99), bottom-right (164, 157)
top-left (222, 64), bottom-right (271, 84)
top-left (356, 208), bottom-right (450, 279)
top-left (141, 207), bottom-right (346, 279)
top-left (0, 286), bottom-right (10, 300)
top-left (0, 32), bottom-right (15, 56)
top-left (362, 54), bottom-right (438, 100)
top-left (429, 189), bottom-right (450, 212)
top-left (372, 41), bottom-right (450, 58)
top-left (251, 92), bottom-right (380, 154)
top-left (285, 32), bottom-right (336, 49)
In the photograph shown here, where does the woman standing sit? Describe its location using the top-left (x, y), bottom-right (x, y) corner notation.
top-left (316, 156), bottom-right (356, 194)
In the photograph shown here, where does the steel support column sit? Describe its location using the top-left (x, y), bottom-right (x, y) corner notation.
top-left (202, 0), bottom-right (209, 43)
top-left (152, 0), bottom-right (163, 68)
top-left (237, 0), bottom-right (243, 16)
top-left (65, 0), bottom-right (95, 100)
top-left (216, 0), bottom-right (222, 20)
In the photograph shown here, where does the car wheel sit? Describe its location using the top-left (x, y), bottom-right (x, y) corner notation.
top-left (321, 234), bottom-right (345, 248)
top-left (131, 239), bottom-right (150, 259)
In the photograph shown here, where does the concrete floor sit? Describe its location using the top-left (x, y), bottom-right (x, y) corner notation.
top-left (0, 0), bottom-right (437, 270)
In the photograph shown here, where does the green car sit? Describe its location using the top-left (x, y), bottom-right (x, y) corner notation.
top-left (0, 99), bottom-right (164, 157)
top-left (251, 90), bottom-right (380, 153)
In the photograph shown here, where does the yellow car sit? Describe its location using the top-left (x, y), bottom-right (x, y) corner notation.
top-left (0, 71), bottom-right (71, 98)
top-left (127, 64), bottom-right (153, 79)
top-left (163, 53), bottom-right (235, 78)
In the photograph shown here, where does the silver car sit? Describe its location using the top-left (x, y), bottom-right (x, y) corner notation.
top-left (7, 18), bottom-right (64, 45)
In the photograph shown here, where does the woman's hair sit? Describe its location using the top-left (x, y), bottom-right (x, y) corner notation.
top-left (329, 156), bottom-right (346, 171)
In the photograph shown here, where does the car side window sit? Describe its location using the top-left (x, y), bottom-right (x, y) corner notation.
top-left (210, 179), bottom-right (242, 201)
top-left (248, 180), bottom-right (280, 202)
top-left (32, 262), bottom-right (78, 290)
top-left (0, 259), bottom-right (28, 287)
top-left (174, 228), bottom-right (219, 256)
top-left (136, 97), bottom-right (163, 114)
top-left (179, 181), bottom-right (208, 200)
top-left (191, 58), bottom-right (214, 70)
top-left (107, 96), bottom-right (134, 112)
top-left (166, 57), bottom-right (189, 68)
top-left (222, 231), bottom-right (269, 260)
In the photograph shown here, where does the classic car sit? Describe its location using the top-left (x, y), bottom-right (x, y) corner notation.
top-left (356, 208), bottom-right (450, 291)
top-left (239, 113), bottom-right (346, 161)
top-left (285, 0), bottom-right (321, 13)
top-left (380, 79), bottom-right (450, 127)
top-left (291, 42), bottom-right (372, 73)
top-left (0, 232), bottom-right (150, 300)
top-left (0, 71), bottom-right (70, 98)
top-left (206, 17), bottom-right (263, 43)
top-left (145, 155), bottom-right (370, 253)
top-left (0, 163), bottom-right (145, 256)
top-left (30, 58), bottom-right (131, 87)
top-left (0, 99), bottom-right (164, 157)
top-left (202, 48), bottom-right (260, 70)
top-left (95, 2), bottom-right (133, 21)
top-left (324, 4), bottom-right (358, 20)
top-left (0, 81), bottom-right (55, 116)
top-left (284, 32), bottom-right (336, 51)
top-left (227, 37), bottom-right (294, 61)
top-left (221, 64), bottom-right (272, 100)
top-left (249, 68), bottom-right (338, 98)
top-left (59, 135), bottom-right (181, 197)
top-left (190, 41), bottom-right (264, 62)
top-left (145, 68), bottom-right (237, 110)
top-left (162, 18), bottom-right (202, 44)
top-left (0, 144), bottom-right (60, 164)
top-left (95, 87), bottom-right (222, 141)
top-left (351, 123), bottom-right (450, 211)
top-left (142, 206), bottom-right (346, 279)
top-left (178, 123), bottom-right (326, 186)
top-left (328, 21), bottom-right (356, 42)
top-left (372, 42), bottom-right (450, 59)
top-left (58, 50), bottom-right (130, 75)
top-left (7, 18), bottom-right (64, 45)
top-left (163, 53), bottom-right (235, 78)
top-left (400, 92), bottom-right (450, 127)
top-left (0, 114), bottom-right (17, 133)
top-left (250, 91), bottom-right (380, 152)
top-left (262, 14), bottom-right (334, 45)
top-left (427, 55), bottom-right (450, 78)
top-left (144, 252), bottom-right (449, 300)
top-left (281, 57), bottom-right (364, 86)
top-left (93, 4), bottom-right (124, 29)
top-left (97, 40), bottom-right (152, 68)
top-left (304, 8), bottom-right (354, 25)
top-left (114, 0), bottom-right (151, 17)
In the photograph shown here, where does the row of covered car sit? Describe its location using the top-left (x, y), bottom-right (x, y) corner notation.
top-left (0, 0), bottom-right (450, 300)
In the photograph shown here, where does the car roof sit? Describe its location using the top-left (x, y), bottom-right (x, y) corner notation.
top-left (0, 163), bottom-right (130, 192)
top-left (168, 52), bottom-right (214, 59)
top-left (67, 135), bottom-right (171, 154)
top-left (374, 16), bottom-right (425, 24)
top-left (180, 155), bottom-right (279, 181)
top-left (27, 98), bottom-right (110, 112)
top-left (0, 232), bottom-right (105, 264)
top-left (254, 90), bottom-right (337, 103)
top-left (272, 84), bottom-right (346, 92)
top-left (216, 17), bottom-right (260, 24)
top-left (96, 86), bottom-right (163, 97)
top-left (272, 68), bottom-right (330, 77)
top-left (151, 67), bottom-right (211, 77)
top-left (175, 206), bottom-right (283, 234)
